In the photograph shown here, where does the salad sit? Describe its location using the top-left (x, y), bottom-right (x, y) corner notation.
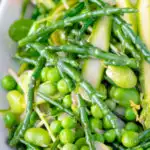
top-left (0, 0), bottom-right (150, 149)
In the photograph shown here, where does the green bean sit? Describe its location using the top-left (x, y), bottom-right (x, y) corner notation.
top-left (37, 92), bottom-right (74, 117)
top-left (80, 81), bottom-right (124, 129)
top-left (14, 54), bottom-right (37, 65)
top-left (113, 22), bottom-right (141, 60)
top-left (110, 43), bottom-right (125, 56)
top-left (114, 16), bottom-right (150, 62)
top-left (57, 66), bottom-right (74, 92)
top-left (60, 57), bottom-right (79, 68)
top-left (7, 126), bottom-right (17, 143)
top-left (9, 57), bottom-right (46, 146)
top-left (77, 94), bottom-right (95, 150)
top-left (19, 7), bottom-right (137, 46)
top-left (20, 138), bottom-right (40, 150)
top-left (21, 0), bottom-right (30, 18)
top-left (64, 2), bottom-right (85, 18)
top-left (39, 43), bottom-right (139, 68)
top-left (139, 129), bottom-right (150, 142)
top-left (67, 38), bottom-right (92, 48)
top-left (128, 141), bottom-right (150, 150)
top-left (113, 143), bottom-right (125, 150)
top-left (84, 0), bottom-right (90, 11)
top-left (77, 19), bottom-right (95, 40)
top-left (51, 139), bottom-right (60, 150)
top-left (91, 0), bottom-right (150, 63)
top-left (58, 61), bottom-right (81, 82)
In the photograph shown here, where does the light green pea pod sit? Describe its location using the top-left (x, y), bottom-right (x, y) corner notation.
top-left (106, 66), bottom-right (137, 88)
top-left (24, 128), bottom-right (51, 147)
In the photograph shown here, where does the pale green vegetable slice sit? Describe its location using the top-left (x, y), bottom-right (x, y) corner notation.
top-left (116, 0), bottom-right (137, 33)
top-left (82, 16), bottom-right (112, 88)
top-left (138, 0), bottom-right (150, 129)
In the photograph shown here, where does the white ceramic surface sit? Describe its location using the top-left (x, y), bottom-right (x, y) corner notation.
top-left (0, 0), bottom-right (23, 149)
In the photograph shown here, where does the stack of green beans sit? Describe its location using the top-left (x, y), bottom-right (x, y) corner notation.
top-left (1, 0), bottom-right (150, 149)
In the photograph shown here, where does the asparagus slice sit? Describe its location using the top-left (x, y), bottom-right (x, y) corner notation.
top-left (82, 16), bottom-right (112, 88)
top-left (116, 0), bottom-right (137, 33)
top-left (9, 57), bottom-right (46, 146)
top-left (138, 0), bottom-right (150, 129)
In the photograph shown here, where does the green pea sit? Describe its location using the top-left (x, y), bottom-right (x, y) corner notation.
top-left (98, 84), bottom-right (107, 99)
top-left (24, 128), bottom-right (51, 147)
top-left (41, 67), bottom-right (50, 82)
top-left (104, 129), bottom-right (116, 143)
top-left (75, 138), bottom-right (86, 149)
top-left (38, 81), bottom-right (57, 96)
top-left (93, 134), bottom-right (105, 143)
top-left (63, 95), bottom-right (72, 108)
top-left (121, 131), bottom-right (139, 148)
top-left (47, 67), bottom-right (61, 83)
top-left (90, 118), bottom-right (103, 132)
top-left (110, 86), bottom-right (140, 108)
top-left (125, 122), bottom-right (139, 132)
top-left (50, 120), bottom-right (62, 134)
top-left (61, 116), bottom-right (77, 129)
top-left (9, 19), bottom-right (33, 41)
top-left (75, 127), bottom-right (85, 139)
top-left (80, 146), bottom-right (89, 150)
top-left (103, 117), bottom-right (112, 129)
top-left (7, 90), bottom-right (25, 114)
top-left (91, 104), bottom-right (103, 119)
top-left (59, 129), bottom-right (75, 144)
top-left (106, 66), bottom-right (137, 88)
top-left (57, 79), bottom-right (69, 94)
top-left (125, 108), bottom-right (136, 121)
top-left (105, 99), bottom-right (116, 111)
top-left (3, 112), bottom-right (17, 128)
top-left (62, 143), bottom-right (78, 150)
top-left (1, 75), bottom-right (17, 91)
